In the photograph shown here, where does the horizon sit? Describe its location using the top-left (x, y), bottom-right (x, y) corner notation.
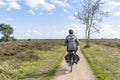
top-left (0, 0), bottom-right (120, 39)
top-left (16, 38), bottom-right (120, 40)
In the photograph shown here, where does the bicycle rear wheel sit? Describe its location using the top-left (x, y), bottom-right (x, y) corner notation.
top-left (70, 62), bottom-right (72, 72)
top-left (70, 55), bottom-right (74, 72)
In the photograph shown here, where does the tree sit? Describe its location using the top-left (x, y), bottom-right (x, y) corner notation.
top-left (0, 24), bottom-right (14, 42)
top-left (75, 0), bottom-right (107, 48)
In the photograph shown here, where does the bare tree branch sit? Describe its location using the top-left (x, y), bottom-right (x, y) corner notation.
top-left (75, 0), bottom-right (107, 47)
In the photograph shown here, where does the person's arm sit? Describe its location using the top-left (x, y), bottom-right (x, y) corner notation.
top-left (64, 36), bottom-right (68, 46)
top-left (75, 37), bottom-right (79, 46)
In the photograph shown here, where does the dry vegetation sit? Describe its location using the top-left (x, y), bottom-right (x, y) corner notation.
top-left (0, 40), bottom-right (65, 80)
top-left (91, 39), bottom-right (120, 60)
top-left (0, 40), bottom-right (63, 61)
top-left (91, 39), bottom-right (120, 48)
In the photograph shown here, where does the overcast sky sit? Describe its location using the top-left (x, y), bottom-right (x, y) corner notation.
top-left (0, 0), bottom-right (120, 39)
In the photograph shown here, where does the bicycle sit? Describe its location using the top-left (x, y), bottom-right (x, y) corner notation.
top-left (69, 51), bottom-right (75, 72)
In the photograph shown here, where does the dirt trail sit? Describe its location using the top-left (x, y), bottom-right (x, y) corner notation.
top-left (54, 48), bottom-right (97, 80)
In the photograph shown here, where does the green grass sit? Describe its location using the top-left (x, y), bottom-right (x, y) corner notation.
top-left (80, 42), bottom-right (120, 80)
top-left (43, 47), bottom-right (66, 80)
top-left (0, 46), bottom-right (66, 80)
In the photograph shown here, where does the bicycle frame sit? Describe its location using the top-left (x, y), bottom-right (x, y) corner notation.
top-left (69, 51), bottom-right (75, 72)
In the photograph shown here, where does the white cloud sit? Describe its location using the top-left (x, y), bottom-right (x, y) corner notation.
top-left (88, 23), bottom-right (120, 38)
top-left (38, 12), bottom-right (43, 15)
top-left (65, 23), bottom-right (82, 31)
top-left (102, 0), bottom-right (120, 12)
top-left (11, 25), bottom-right (16, 29)
top-left (51, 0), bottom-right (70, 8)
top-left (8, 0), bottom-right (21, 10)
top-left (0, 0), bottom-right (71, 15)
top-left (68, 15), bottom-right (75, 20)
top-left (27, 10), bottom-right (44, 15)
top-left (52, 23), bottom-right (83, 39)
top-left (99, 0), bottom-right (120, 19)
top-left (109, 1), bottom-right (120, 6)
top-left (63, 23), bottom-right (85, 38)
top-left (113, 11), bottom-right (120, 16)
top-left (0, 0), bottom-right (56, 12)
top-left (25, 0), bottom-right (56, 11)
top-left (100, 24), bottom-right (120, 38)
top-left (0, 1), bottom-right (6, 6)
top-left (27, 10), bottom-right (36, 15)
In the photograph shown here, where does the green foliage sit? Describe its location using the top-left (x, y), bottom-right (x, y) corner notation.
top-left (80, 42), bottom-right (118, 80)
top-left (0, 24), bottom-right (15, 42)
top-left (44, 47), bottom-right (65, 80)
top-left (0, 61), bottom-right (15, 80)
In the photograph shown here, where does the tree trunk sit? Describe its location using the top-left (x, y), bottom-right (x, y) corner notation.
top-left (84, 25), bottom-right (90, 48)
top-left (87, 28), bottom-right (91, 47)
top-left (84, 32), bottom-right (90, 48)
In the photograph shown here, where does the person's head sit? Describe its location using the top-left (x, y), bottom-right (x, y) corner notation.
top-left (69, 29), bottom-right (74, 34)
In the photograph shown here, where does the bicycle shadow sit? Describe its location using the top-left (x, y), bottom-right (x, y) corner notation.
top-left (55, 67), bottom-right (71, 77)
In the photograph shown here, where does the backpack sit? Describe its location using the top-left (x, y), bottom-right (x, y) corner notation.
top-left (67, 35), bottom-right (77, 51)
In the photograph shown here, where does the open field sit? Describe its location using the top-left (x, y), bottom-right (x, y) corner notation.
top-left (91, 39), bottom-right (120, 48)
top-left (0, 40), bottom-right (66, 80)
top-left (1, 39), bottom-right (120, 80)
top-left (80, 40), bottom-right (120, 80)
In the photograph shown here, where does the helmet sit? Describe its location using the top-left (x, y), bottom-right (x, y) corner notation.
top-left (69, 29), bottom-right (74, 34)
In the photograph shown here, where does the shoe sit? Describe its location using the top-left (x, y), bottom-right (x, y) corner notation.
top-left (74, 60), bottom-right (77, 64)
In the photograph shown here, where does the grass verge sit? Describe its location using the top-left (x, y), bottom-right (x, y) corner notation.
top-left (0, 46), bottom-right (66, 80)
top-left (80, 42), bottom-right (120, 80)
top-left (43, 46), bottom-right (66, 80)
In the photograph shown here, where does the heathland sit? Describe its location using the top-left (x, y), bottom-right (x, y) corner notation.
top-left (0, 39), bottom-right (120, 80)
top-left (0, 40), bottom-right (66, 80)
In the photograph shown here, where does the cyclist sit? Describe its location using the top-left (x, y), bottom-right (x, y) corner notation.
top-left (64, 29), bottom-right (79, 64)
